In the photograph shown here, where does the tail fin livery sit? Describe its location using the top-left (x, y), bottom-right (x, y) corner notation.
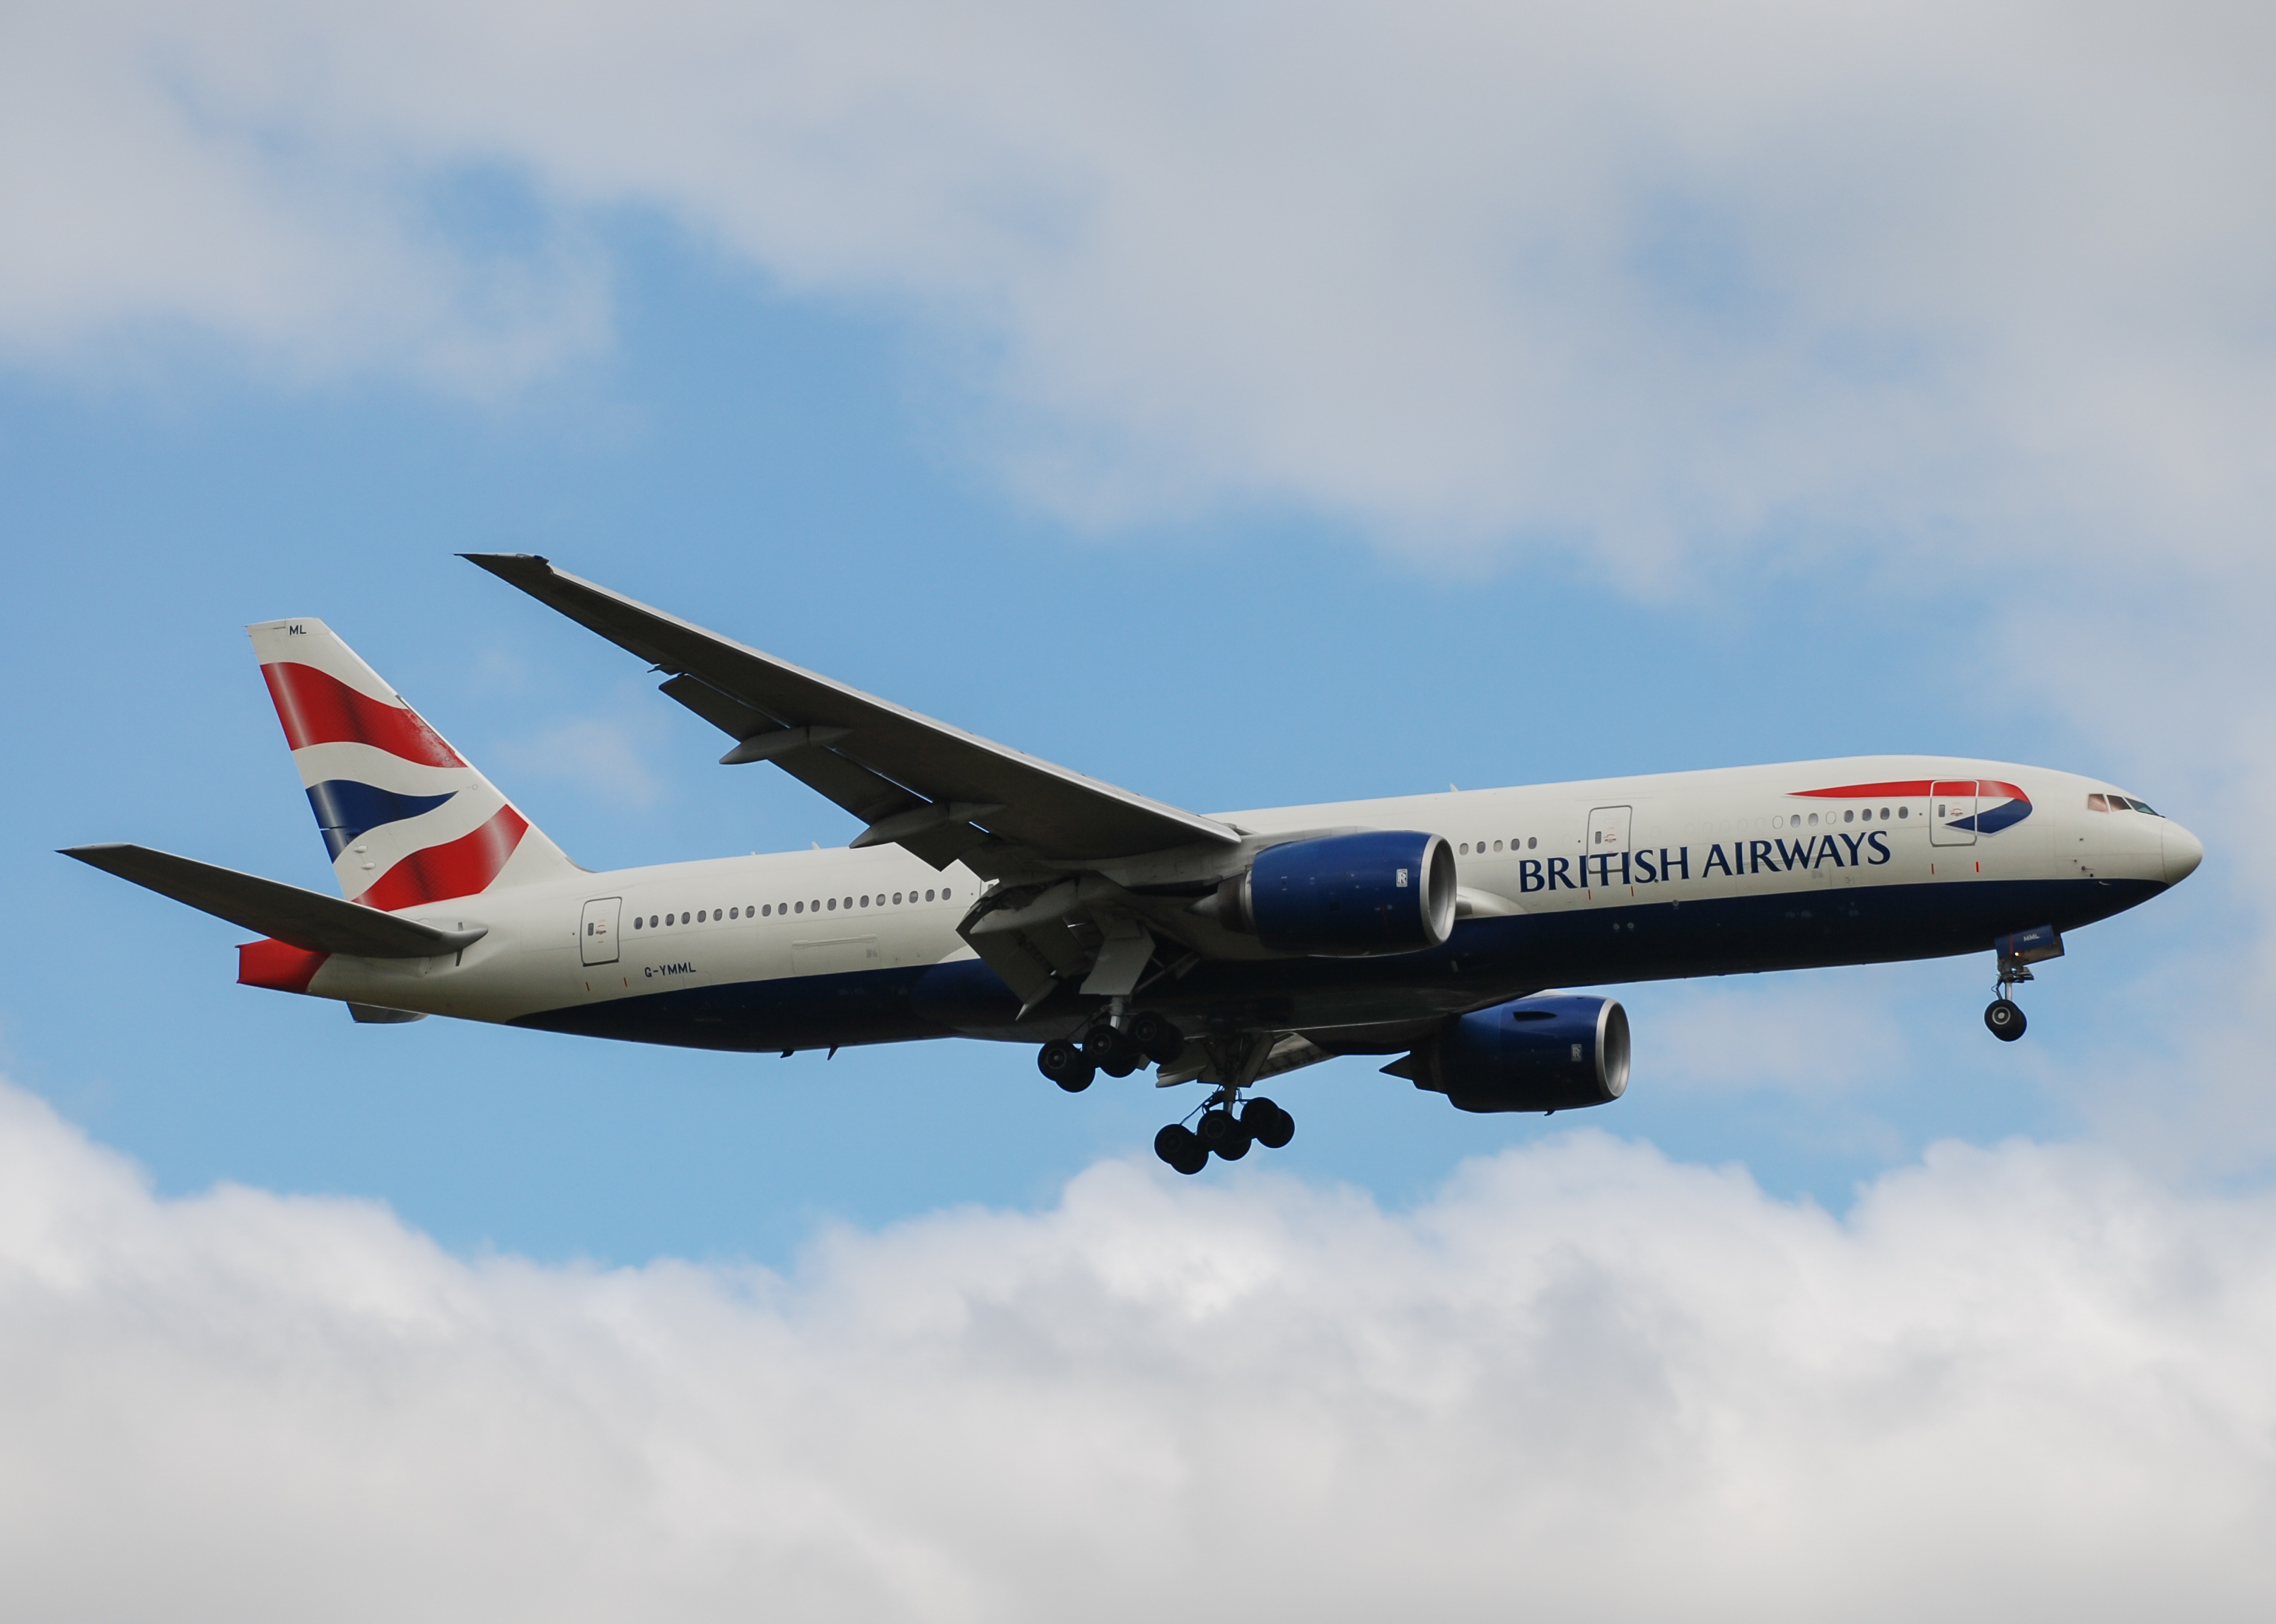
top-left (248, 619), bottom-right (577, 910)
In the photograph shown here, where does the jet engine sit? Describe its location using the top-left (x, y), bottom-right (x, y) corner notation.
top-left (1196, 831), bottom-right (1456, 956)
top-left (1390, 994), bottom-right (1630, 1113)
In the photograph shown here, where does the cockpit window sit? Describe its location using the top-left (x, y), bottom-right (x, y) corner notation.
top-left (2087, 794), bottom-right (2109, 811)
top-left (2130, 799), bottom-right (2161, 817)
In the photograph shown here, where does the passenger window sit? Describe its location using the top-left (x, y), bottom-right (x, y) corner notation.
top-left (2088, 794), bottom-right (2108, 812)
top-left (1806, 813), bottom-right (1818, 826)
top-left (893, 891), bottom-right (902, 904)
top-left (925, 889), bottom-right (935, 901)
top-left (794, 901), bottom-right (804, 913)
top-left (761, 905), bottom-right (770, 917)
top-left (649, 915), bottom-right (658, 928)
top-left (1844, 809), bottom-right (1854, 823)
top-left (1898, 806), bottom-right (1908, 818)
top-left (633, 916), bottom-right (643, 929)
top-left (1527, 837), bottom-right (1535, 849)
top-left (1879, 808), bottom-right (1889, 820)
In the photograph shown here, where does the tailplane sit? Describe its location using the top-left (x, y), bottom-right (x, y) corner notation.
top-left (248, 618), bottom-right (578, 909)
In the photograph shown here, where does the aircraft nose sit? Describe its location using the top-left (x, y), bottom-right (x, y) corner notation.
top-left (2163, 821), bottom-right (2205, 885)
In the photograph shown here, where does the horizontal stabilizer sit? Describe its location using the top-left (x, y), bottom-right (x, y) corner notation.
top-left (61, 844), bottom-right (487, 959)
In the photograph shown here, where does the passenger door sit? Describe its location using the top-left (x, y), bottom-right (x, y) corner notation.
top-left (581, 897), bottom-right (622, 965)
top-left (1929, 782), bottom-right (1978, 847)
top-left (1586, 806), bottom-right (1633, 887)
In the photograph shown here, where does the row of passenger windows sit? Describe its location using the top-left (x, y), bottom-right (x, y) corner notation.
top-left (1790, 807), bottom-right (1902, 826)
top-left (1456, 838), bottom-right (1540, 855)
top-left (630, 887), bottom-right (954, 931)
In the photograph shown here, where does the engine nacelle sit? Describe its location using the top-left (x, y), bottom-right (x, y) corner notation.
top-left (1200, 831), bottom-right (1456, 956)
top-left (1399, 994), bottom-right (1630, 1113)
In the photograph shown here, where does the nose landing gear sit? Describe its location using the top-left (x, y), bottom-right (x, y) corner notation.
top-left (1982, 925), bottom-right (2061, 1043)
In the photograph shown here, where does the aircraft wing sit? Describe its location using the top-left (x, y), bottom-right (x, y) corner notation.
top-left (61, 845), bottom-right (487, 958)
top-left (465, 554), bottom-right (1239, 866)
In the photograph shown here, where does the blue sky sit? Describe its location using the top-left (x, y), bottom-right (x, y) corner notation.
top-left (1, 4), bottom-right (2270, 1614)
top-left (6, 221), bottom-right (2175, 1262)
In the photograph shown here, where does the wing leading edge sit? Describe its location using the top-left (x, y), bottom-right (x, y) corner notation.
top-left (464, 554), bottom-right (1239, 868)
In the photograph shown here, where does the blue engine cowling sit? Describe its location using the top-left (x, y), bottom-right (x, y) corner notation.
top-left (1398, 994), bottom-right (1630, 1113)
top-left (1209, 831), bottom-right (1456, 956)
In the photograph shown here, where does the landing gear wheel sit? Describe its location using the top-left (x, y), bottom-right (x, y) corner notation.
top-left (1081, 1022), bottom-right (1142, 1078)
top-left (1154, 1124), bottom-right (1207, 1176)
top-left (1129, 1011), bottom-right (1186, 1067)
top-left (1197, 1108), bottom-right (1252, 1161)
top-left (1243, 1098), bottom-right (1295, 1149)
top-left (1038, 1040), bottom-right (1096, 1091)
top-left (1985, 998), bottom-right (2027, 1042)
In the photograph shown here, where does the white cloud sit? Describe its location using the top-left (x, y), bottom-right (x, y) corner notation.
top-left (4, 1), bottom-right (2272, 577)
top-left (6, 1075), bottom-right (2276, 1619)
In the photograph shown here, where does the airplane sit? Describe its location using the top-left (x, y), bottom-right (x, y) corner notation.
top-left (64, 555), bottom-right (2205, 1175)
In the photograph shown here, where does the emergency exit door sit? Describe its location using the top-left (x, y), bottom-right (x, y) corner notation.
top-left (581, 897), bottom-right (622, 965)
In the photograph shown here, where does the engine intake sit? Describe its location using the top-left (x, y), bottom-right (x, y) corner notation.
top-left (1199, 831), bottom-right (1456, 956)
top-left (1394, 994), bottom-right (1630, 1113)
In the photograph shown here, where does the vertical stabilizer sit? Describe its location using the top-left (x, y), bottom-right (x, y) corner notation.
top-left (248, 619), bottom-right (578, 909)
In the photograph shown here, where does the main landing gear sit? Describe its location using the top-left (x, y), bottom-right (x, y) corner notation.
top-left (1035, 1010), bottom-right (1188, 1094)
top-left (1154, 1093), bottom-right (1296, 1176)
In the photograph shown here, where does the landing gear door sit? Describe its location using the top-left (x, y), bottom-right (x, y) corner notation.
top-left (1930, 782), bottom-right (1978, 847)
top-left (581, 897), bottom-right (622, 965)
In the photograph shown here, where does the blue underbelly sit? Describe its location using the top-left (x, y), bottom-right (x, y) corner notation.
top-left (509, 875), bottom-right (2162, 1052)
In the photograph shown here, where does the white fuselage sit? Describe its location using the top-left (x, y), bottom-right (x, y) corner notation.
top-left (289, 755), bottom-right (2197, 1051)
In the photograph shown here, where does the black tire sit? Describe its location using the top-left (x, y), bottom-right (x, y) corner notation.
top-left (1130, 1011), bottom-right (1185, 1067)
top-left (1098, 1031), bottom-right (1141, 1078)
top-left (1080, 1021), bottom-right (1120, 1060)
top-left (1985, 999), bottom-right (2027, 1042)
top-left (1244, 1098), bottom-right (1295, 1149)
top-left (1154, 1124), bottom-right (1207, 1175)
top-left (1197, 1109), bottom-right (1251, 1160)
top-left (1038, 1040), bottom-right (1094, 1091)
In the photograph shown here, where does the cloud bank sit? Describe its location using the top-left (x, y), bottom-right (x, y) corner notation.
top-left (5, 1077), bottom-right (2273, 1620)
top-left (5, 0), bottom-right (2272, 569)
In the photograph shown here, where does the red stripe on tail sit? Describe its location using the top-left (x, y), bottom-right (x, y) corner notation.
top-left (354, 804), bottom-right (529, 912)
top-left (238, 939), bottom-right (330, 993)
top-left (261, 662), bottom-right (466, 767)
